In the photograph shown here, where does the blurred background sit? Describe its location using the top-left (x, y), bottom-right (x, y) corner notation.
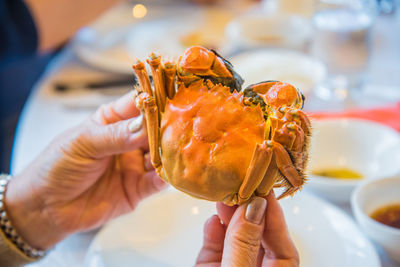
top-left (2, 0), bottom-right (400, 266)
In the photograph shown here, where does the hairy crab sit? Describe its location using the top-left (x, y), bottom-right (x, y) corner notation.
top-left (133, 46), bottom-right (311, 205)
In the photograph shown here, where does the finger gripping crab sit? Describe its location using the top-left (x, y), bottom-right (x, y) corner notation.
top-left (133, 46), bottom-right (311, 205)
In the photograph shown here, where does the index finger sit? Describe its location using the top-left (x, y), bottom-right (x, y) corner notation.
top-left (92, 91), bottom-right (140, 125)
top-left (261, 191), bottom-right (299, 262)
top-left (216, 202), bottom-right (237, 226)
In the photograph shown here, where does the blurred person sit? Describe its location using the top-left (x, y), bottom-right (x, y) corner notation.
top-left (0, 0), bottom-right (126, 173)
top-left (0, 92), bottom-right (298, 266)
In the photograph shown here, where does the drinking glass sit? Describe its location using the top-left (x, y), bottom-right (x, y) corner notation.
top-left (311, 0), bottom-right (378, 102)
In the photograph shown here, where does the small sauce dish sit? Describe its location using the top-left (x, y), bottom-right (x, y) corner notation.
top-left (351, 176), bottom-right (400, 263)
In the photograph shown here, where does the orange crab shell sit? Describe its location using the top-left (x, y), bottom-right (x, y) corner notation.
top-left (160, 80), bottom-right (266, 203)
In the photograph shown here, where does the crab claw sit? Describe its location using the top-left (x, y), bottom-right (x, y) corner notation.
top-left (177, 46), bottom-right (244, 92)
top-left (246, 81), bottom-right (305, 110)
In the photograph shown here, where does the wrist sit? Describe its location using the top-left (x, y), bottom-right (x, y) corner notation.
top-left (4, 174), bottom-right (65, 250)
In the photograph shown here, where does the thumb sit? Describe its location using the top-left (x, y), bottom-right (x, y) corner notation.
top-left (221, 197), bottom-right (267, 267)
top-left (83, 114), bottom-right (148, 158)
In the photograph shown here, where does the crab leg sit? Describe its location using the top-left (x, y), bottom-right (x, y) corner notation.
top-left (147, 54), bottom-right (167, 112)
top-left (298, 110), bottom-right (312, 137)
top-left (163, 61), bottom-right (177, 99)
top-left (255, 155), bottom-right (279, 196)
top-left (132, 60), bottom-right (153, 96)
top-left (269, 114), bottom-right (286, 140)
top-left (286, 123), bottom-right (304, 152)
top-left (272, 141), bottom-right (304, 199)
top-left (277, 182), bottom-right (298, 200)
top-left (282, 111), bottom-right (309, 170)
top-left (133, 91), bottom-right (150, 111)
top-left (284, 109), bottom-right (311, 137)
top-left (272, 123), bottom-right (296, 150)
top-left (295, 111), bottom-right (311, 171)
top-left (289, 123), bottom-right (305, 166)
top-left (143, 97), bottom-right (161, 169)
top-left (269, 116), bottom-right (279, 137)
top-left (238, 141), bottom-right (272, 204)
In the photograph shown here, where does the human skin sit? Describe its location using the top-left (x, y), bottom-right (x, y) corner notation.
top-left (196, 192), bottom-right (299, 267)
top-left (4, 92), bottom-right (167, 250)
top-left (24, 0), bottom-right (123, 51)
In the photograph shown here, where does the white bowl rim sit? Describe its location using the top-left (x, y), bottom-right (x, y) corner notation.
top-left (231, 48), bottom-right (326, 70)
top-left (311, 117), bottom-right (400, 135)
top-left (351, 176), bottom-right (400, 236)
top-left (308, 117), bottom-right (400, 186)
top-left (226, 13), bottom-right (313, 44)
top-left (229, 48), bottom-right (328, 93)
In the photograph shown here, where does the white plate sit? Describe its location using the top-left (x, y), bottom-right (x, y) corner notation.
top-left (72, 4), bottom-right (169, 74)
top-left (73, 26), bottom-right (135, 74)
top-left (72, 3), bottom-right (149, 73)
top-left (126, 7), bottom-right (233, 61)
top-left (230, 49), bottom-right (327, 95)
top-left (84, 188), bottom-right (380, 267)
top-left (73, 5), bottom-right (233, 74)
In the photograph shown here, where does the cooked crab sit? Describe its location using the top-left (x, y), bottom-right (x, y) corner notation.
top-left (132, 46), bottom-right (311, 205)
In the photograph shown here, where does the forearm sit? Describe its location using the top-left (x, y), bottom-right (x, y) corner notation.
top-left (4, 171), bottom-right (64, 251)
top-left (0, 229), bottom-right (35, 267)
top-left (24, 0), bottom-right (122, 51)
top-left (0, 174), bottom-right (37, 267)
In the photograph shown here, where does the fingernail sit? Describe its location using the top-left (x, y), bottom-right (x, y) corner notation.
top-left (245, 197), bottom-right (267, 224)
top-left (128, 114), bottom-right (143, 133)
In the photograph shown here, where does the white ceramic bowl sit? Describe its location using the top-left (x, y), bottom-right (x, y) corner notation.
top-left (351, 176), bottom-right (400, 263)
top-left (306, 118), bottom-right (400, 203)
top-left (230, 49), bottom-right (326, 96)
top-left (225, 14), bottom-right (312, 51)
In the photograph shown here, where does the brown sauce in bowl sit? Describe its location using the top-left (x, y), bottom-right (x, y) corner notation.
top-left (370, 204), bottom-right (400, 229)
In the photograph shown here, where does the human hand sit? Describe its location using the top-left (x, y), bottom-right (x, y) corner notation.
top-left (5, 92), bottom-right (166, 250)
top-left (196, 192), bottom-right (299, 267)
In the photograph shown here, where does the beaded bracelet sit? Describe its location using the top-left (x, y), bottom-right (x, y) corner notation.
top-left (0, 174), bottom-right (47, 259)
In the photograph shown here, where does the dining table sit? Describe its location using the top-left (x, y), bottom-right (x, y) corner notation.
top-left (10, 1), bottom-right (400, 266)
